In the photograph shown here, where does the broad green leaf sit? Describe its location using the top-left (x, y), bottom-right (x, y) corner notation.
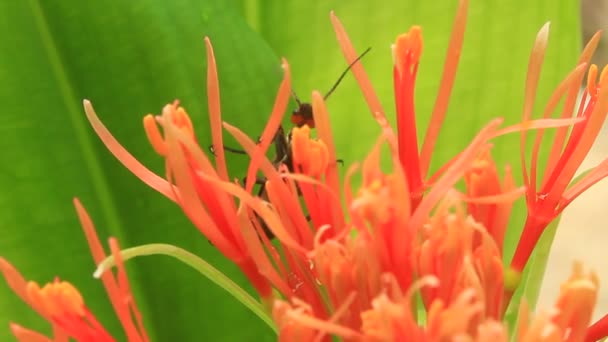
top-left (0, 0), bottom-right (279, 340)
top-left (240, 0), bottom-right (581, 311)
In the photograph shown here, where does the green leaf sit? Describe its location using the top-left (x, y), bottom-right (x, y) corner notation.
top-left (0, 0), bottom-right (278, 341)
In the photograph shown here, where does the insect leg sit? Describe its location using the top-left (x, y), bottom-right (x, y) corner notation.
top-left (208, 144), bottom-right (248, 156)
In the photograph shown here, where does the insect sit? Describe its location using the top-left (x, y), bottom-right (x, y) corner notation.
top-left (211, 47), bottom-right (372, 239)
top-left (289, 47), bottom-right (371, 130)
top-left (271, 47), bottom-right (371, 171)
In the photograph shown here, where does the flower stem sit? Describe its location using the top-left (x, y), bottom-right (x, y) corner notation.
top-left (93, 243), bottom-right (277, 334)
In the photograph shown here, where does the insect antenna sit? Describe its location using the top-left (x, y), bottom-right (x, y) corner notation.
top-left (208, 144), bottom-right (247, 155)
top-left (323, 47), bottom-right (371, 100)
top-left (291, 90), bottom-right (303, 107)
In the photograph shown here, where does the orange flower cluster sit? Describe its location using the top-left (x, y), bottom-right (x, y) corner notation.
top-left (0, 200), bottom-right (148, 342)
top-left (2, 0), bottom-right (608, 341)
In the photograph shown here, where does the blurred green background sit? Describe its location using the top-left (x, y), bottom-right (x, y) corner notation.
top-left (0, 0), bottom-right (581, 340)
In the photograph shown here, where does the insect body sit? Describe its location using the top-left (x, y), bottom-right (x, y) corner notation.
top-left (252, 48), bottom-right (371, 240)
top-left (212, 48), bottom-right (372, 240)
top-left (289, 47), bottom-right (371, 130)
top-left (272, 47), bottom-right (372, 171)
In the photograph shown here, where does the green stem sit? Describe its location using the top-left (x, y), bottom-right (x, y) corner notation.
top-left (94, 243), bottom-right (277, 334)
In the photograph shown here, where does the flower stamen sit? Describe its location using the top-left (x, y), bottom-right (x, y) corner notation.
top-left (27, 280), bottom-right (85, 318)
top-left (291, 125), bottom-right (329, 179)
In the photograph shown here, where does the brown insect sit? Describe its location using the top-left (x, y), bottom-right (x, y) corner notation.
top-left (289, 47), bottom-right (371, 130)
top-left (271, 47), bottom-right (371, 171)
top-left (211, 47), bottom-right (371, 239)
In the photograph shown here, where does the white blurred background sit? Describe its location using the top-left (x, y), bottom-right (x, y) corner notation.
top-left (538, 0), bottom-right (608, 319)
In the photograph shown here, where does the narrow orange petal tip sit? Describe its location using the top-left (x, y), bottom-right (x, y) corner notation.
top-left (144, 114), bottom-right (168, 156)
top-left (280, 58), bottom-right (290, 73)
top-left (392, 27), bottom-right (423, 79)
top-left (83, 99), bottom-right (91, 111)
top-left (537, 22), bottom-right (551, 45)
top-left (204, 37), bottom-right (215, 55)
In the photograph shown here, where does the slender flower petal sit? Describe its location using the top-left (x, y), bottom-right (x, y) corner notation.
top-left (412, 196), bottom-right (477, 308)
top-left (205, 37), bottom-right (230, 182)
top-left (419, 0), bottom-right (468, 177)
top-left (333, 0), bottom-right (469, 212)
top-left (83, 100), bottom-right (175, 201)
top-left (290, 125), bottom-right (332, 229)
top-left (360, 278), bottom-right (426, 341)
top-left (349, 134), bottom-right (413, 292)
top-left (10, 323), bottom-right (55, 342)
top-left (243, 58), bottom-right (292, 194)
top-left (471, 227), bottom-right (505, 319)
top-left (464, 149), bottom-right (517, 252)
top-left (273, 295), bottom-right (360, 342)
top-left (329, 12), bottom-right (385, 118)
top-left (392, 26), bottom-right (424, 207)
top-left (586, 312), bottom-right (608, 342)
top-left (220, 120), bottom-right (336, 314)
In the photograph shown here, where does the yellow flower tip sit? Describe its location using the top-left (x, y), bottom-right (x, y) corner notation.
top-left (360, 309), bottom-right (382, 338)
top-left (587, 64), bottom-right (599, 94)
top-left (272, 299), bottom-right (317, 341)
top-left (143, 114), bottom-right (167, 156)
top-left (468, 156), bottom-right (491, 178)
top-left (564, 261), bottom-right (599, 289)
top-left (360, 277), bottom-right (431, 339)
top-left (144, 102), bottom-right (198, 157)
top-left (291, 125), bottom-right (329, 178)
top-left (26, 280), bottom-right (85, 318)
top-left (536, 22), bottom-right (551, 47)
top-left (163, 101), bottom-right (196, 139)
top-left (392, 26), bottom-right (423, 77)
top-left (280, 57), bottom-right (290, 72)
top-left (361, 294), bottom-right (405, 339)
top-left (585, 63), bottom-right (608, 97)
top-left (529, 262), bottom-right (598, 341)
top-left (599, 64), bottom-right (608, 88)
top-left (174, 106), bottom-right (195, 133)
top-left (351, 176), bottom-right (394, 224)
top-left (503, 266), bottom-right (522, 292)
